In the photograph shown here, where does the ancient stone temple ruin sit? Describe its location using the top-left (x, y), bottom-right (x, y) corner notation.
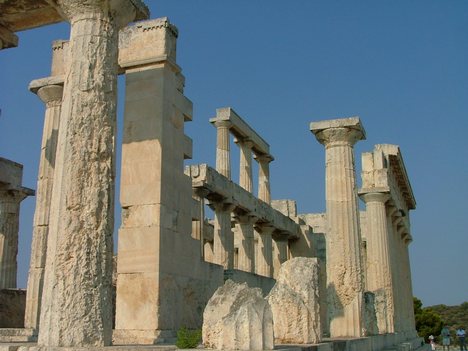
top-left (0, 1), bottom-right (425, 351)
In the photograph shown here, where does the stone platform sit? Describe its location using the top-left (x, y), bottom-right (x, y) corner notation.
top-left (0, 334), bottom-right (429, 351)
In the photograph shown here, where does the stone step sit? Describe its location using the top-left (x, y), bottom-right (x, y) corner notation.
top-left (0, 330), bottom-right (37, 343)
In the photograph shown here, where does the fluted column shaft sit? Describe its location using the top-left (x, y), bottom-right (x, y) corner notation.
top-left (24, 84), bottom-right (63, 330)
top-left (0, 191), bottom-right (24, 288)
top-left (256, 226), bottom-right (274, 277)
top-left (239, 140), bottom-right (253, 192)
top-left (234, 215), bottom-right (256, 273)
top-left (38, 1), bottom-right (143, 347)
top-left (311, 120), bottom-right (365, 338)
top-left (215, 121), bottom-right (232, 179)
top-left (272, 238), bottom-right (288, 279)
top-left (361, 192), bottom-right (394, 334)
top-left (390, 215), bottom-right (403, 331)
top-left (257, 156), bottom-right (272, 204)
top-left (401, 239), bottom-right (416, 334)
top-left (212, 202), bottom-right (234, 269)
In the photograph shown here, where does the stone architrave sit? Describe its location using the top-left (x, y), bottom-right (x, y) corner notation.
top-left (24, 81), bottom-right (63, 331)
top-left (310, 117), bottom-right (366, 337)
top-left (37, 1), bottom-right (148, 347)
top-left (267, 257), bottom-right (322, 344)
top-left (360, 191), bottom-right (393, 334)
top-left (203, 279), bottom-right (274, 351)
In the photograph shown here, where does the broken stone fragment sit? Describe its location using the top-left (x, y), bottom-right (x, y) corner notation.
top-left (202, 279), bottom-right (273, 350)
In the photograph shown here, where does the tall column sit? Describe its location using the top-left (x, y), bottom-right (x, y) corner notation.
top-left (214, 121), bottom-right (232, 179)
top-left (234, 214), bottom-right (256, 273)
top-left (24, 83), bottom-right (63, 331)
top-left (212, 202), bottom-right (235, 269)
top-left (401, 237), bottom-right (417, 335)
top-left (257, 155), bottom-right (272, 204)
top-left (38, 1), bottom-right (148, 347)
top-left (310, 117), bottom-right (366, 337)
top-left (256, 225), bottom-right (274, 277)
top-left (390, 211), bottom-right (404, 332)
top-left (360, 192), bottom-right (394, 334)
top-left (272, 237), bottom-right (288, 278)
top-left (0, 189), bottom-right (30, 288)
top-left (238, 139), bottom-right (253, 192)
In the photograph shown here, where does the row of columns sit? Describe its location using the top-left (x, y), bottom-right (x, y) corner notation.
top-left (210, 119), bottom-right (281, 278)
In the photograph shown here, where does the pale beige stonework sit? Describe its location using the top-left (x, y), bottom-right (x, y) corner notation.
top-left (113, 18), bottom-right (223, 345)
top-left (24, 39), bottom-right (68, 331)
top-left (311, 117), bottom-right (366, 338)
top-left (37, 1), bottom-right (148, 347)
top-left (203, 280), bottom-right (274, 351)
top-left (267, 257), bottom-right (322, 344)
top-left (0, 158), bottom-right (34, 289)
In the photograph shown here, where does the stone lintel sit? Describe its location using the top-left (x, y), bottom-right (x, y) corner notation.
top-left (210, 107), bottom-right (273, 160)
top-left (185, 164), bottom-right (299, 239)
top-left (119, 17), bottom-right (178, 69)
top-left (0, 1), bottom-right (63, 33)
top-left (376, 144), bottom-right (416, 210)
top-left (29, 76), bottom-right (65, 94)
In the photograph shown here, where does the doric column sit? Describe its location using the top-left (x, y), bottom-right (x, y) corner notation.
top-left (233, 214), bottom-right (256, 273)
top-left (257, 155), bottom-right (272, 204)
top-left (272, 237), bottom-right (288, 279)
top-left (24, 83), bottom-right (63, 331)
top-left (310, 117), bottom-right (366, 337)
top-left (37, 1), bottom-right (148, 347)
top-left (212, 202), bottom-right (235, 269)
top-left (401, 237), bottom-right (417, 335)
top-left (0, 189), bottom-right (30, 288)
top-left (256, 225), bottom-right (274, 277)
top-left (390, 210), bottom-right (404, 332)
top-left (360, 191), bottom-right (394, 334)
top-left (238, 139), bottom-right (253, 192)
top-left (214, 120), bottom-right (232, 179)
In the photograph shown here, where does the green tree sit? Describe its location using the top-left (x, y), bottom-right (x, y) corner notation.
top-left (414, 297), bottom-right (444, 343)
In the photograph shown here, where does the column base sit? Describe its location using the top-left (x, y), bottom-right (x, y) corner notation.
top-left (112, 329), bottom-right (175, 345)
top-left (0, 328), bottom-right (37, 343)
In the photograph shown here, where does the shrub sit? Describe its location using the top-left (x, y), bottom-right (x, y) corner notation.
top-left (176, 327), bottom-right (202, 349)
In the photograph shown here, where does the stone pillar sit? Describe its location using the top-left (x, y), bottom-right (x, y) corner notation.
top-left (272, 237), bottom-right (288, 279)
top-left (0, 189), bottom-right (29, 288)
top-left (256, 225), bottom-right (274, 277)
top-left (212, 202), bottom-right (235, 269)
top-left (234, 215), bottom-right (256, 273)
top-left (360, 191), bottom-right (394, 334)
top-left (215, 121), bottom-right (232, 179)
top-left (257, 155), bottom-right (272, 204)
top-left (310, 117), bottom-right (366, 337)
top-left (390, 210), bottom-right (403, 332)
top-left (37, 1), bottom-right (148, 347)
top-left (401, 237), bottom-right (417, 334)
top-left (238, 140), bottom-right (253, 192)
top-left (24, 83), bottom-right (63, 331)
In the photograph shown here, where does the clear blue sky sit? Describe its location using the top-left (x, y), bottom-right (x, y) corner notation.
top-left (0, 0), bottom-right (467, 307)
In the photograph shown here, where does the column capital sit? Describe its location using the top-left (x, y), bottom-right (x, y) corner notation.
top-left (255, 154), bottom-right (274, 164)
top-left (55, 0), bottom-right (148, 26)
top-left (0, 186), bottom-right (34, 202)
top-left (256, 224), bottom-right (276, 235)
top-left (213, 120), bottom-right (232, 129)
top-left (359, 191), bottom-right (390, 204)
top-left (36, 84), bottom-right (63, 107)
top-left (233, 213), bottom-right (257, 225)
top-left (310, 117), bottom-right (366, 147)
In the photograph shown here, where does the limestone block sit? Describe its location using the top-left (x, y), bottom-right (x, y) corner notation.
top-left (203, 280), bottom-right (273, 350)
top-left (267, 257), bottom-right (322, 344)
